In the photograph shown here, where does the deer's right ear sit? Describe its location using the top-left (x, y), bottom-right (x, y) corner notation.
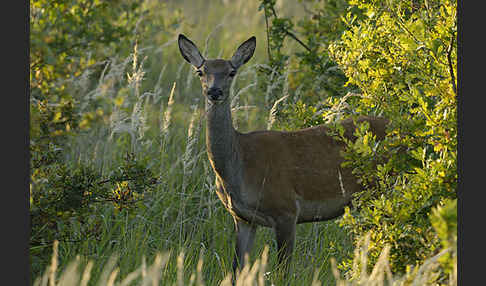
top-left (178, 34), bottom-right (205, 68)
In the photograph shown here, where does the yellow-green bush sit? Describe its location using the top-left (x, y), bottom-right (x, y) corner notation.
top-left (330, 0), bottom-right (456, 278)
top-left (261, 0), bottom-right (457, 282)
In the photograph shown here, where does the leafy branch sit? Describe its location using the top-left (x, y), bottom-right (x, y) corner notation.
top-left (260, 0), bottom-right (311, 56)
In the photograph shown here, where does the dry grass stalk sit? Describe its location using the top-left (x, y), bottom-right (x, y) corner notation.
top-left (36, 237), bottom-right (456, 286)
top-left (183, 105), bottom-right (201, 188)
top-left (79, 261), bottom-right (93, 286)
top-left (323, 92), bottom-right (371, 124)
top-left (162, 82), bottom-right (177, 134)
top-left (267, 93), bottom-right (290, 130)
top-left (177, 251), bottom-right (185, 286)
top-left (49, 240), bottom-right (59, 286)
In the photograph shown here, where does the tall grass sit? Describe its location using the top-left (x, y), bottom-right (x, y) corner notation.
top-left (34, 233), bottom-right (456, 286)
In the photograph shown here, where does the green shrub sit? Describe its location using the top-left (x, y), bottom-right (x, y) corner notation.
top-left (258, 0), bottom-right (457, 282)
top-left (330, 0), bottom-right (457, 278)
top-left (430, 198), bottom-right (457, 277)
top-left (30, 152), bottom-right (158, 248)
top-left (257, 0), bottom-right (353, 114)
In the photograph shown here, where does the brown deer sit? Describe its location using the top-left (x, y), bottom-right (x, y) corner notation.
top-left (178, 34), bottom-right (388, 278)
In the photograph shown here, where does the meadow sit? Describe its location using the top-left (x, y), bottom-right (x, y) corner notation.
top-left (30, 0), bottom-right (457, 285)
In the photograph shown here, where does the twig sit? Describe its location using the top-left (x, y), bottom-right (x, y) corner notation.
top-left (267, 4), bottom-right (312, 53)
top-left (263, 6), bottom-right (273, 62)
top-left (96, 176), bottom-right (161, 186)
top-left (447, 31), bottom-right (457, 95)
top-left (285, 30), bottom-right (312, 53)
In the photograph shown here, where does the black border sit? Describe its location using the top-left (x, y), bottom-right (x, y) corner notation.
top-left (1, 0), bottom-right (30, 284)
top-left (456, 0), bottom-right (462, 281)
top-left (458, 0), bottom-right (473, 285)
top-left (9, 0), bottom-right (31, 285)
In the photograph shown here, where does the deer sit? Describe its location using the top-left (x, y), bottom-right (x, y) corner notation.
top-left (178, 34), bottom-right (388, 279)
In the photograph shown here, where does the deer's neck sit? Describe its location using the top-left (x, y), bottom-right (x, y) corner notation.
top-left (205, 100), bottom-right (241, 187)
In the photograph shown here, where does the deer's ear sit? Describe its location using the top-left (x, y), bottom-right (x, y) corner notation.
top-left (178, 34), bottom-right (205, 68)
top-left (230, 36), bottom-right (256, 69)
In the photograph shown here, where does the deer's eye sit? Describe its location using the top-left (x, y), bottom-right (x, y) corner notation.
top-left (196, 70), bottom-right (203, 77)
top-left (229, 70), bottom-right (236, 77)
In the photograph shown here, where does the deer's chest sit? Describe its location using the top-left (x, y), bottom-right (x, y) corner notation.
top-left (214, 178), bottom-right (275, 228)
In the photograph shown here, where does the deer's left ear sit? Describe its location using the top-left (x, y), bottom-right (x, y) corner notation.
top-left (230, 36), bottom-right (256, 69)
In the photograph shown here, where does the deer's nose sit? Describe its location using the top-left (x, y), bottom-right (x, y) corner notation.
top-left (207, 88), bottom-right (223, 101)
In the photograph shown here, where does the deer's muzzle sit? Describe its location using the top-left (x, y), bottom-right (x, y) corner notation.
top-left (208, 87), bottom-right (223, 101)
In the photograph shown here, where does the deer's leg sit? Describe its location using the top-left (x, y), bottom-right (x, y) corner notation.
top-left (274, 215), bottom-right (297, 274)
top-left (232, 219), bottom-right (257, 277)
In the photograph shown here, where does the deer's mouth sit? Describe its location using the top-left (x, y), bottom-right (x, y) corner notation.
top-left (206, 93), bottom-right (227, 104)
top-left (208, 98), bottom-right (226, 105)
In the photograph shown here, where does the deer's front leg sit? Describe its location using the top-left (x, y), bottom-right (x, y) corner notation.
top-left (232, 219), bottom-right (257, 278)
top-left (274, 215), bottom-right (296, 275)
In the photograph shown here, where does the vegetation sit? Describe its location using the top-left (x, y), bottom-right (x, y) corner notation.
top-left (30, 0), bottom-right (457, 285)
top-left (34, 229), bottom-right (456, 286)
top-left (261, 0), bottom-right (457, 282)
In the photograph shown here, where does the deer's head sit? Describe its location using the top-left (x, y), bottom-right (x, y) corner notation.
top-left (178, 34), bottom-right (256, 104)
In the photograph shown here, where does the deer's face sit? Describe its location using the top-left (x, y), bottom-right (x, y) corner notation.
top-left (196, 60), bottom-right (235, 103)
top-left (178, 34), bottom-right (256, 104)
